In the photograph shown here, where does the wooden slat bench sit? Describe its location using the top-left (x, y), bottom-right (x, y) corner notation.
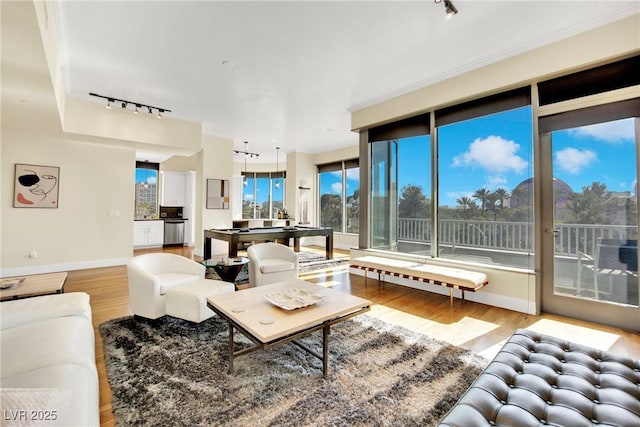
top-left (350, 255), bottom-right (488, 305)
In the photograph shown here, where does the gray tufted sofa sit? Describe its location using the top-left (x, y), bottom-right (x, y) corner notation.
top-left (439, 328), bottom-right (640, 426)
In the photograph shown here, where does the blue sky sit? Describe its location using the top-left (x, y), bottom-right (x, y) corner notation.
top-left (135, 169), bottom-right (157, 185)
top-left (552, 118), bottom-right (636, 194)
top-left (319, 111), bottom-right (636, 208)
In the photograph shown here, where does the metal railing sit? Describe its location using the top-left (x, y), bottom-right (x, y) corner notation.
top-left (397, 218), bottom-right (637, 257)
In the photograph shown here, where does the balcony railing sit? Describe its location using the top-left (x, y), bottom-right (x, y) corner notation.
top-left (397, 218), bottom-right (637, 257)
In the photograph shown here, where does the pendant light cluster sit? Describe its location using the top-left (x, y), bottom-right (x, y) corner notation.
top-left (274, 147), bottom-right (281, 189)
top-left (89, 92), bottom-right (171, 119)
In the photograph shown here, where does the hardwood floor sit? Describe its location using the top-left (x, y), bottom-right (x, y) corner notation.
top-left (63, 245), bottom-right (640, 426)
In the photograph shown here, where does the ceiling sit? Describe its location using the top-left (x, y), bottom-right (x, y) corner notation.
top-left (53, 1), bottom-right (639, 163)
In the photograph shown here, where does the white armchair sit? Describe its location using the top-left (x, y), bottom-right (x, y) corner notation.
top-left (127, 253), bottom-right (205, 319)
top-left (247, 242), bottom-right (299, 286)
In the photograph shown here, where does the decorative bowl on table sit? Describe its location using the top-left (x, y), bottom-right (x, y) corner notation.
top-left (264, 288), bottom-right (324, 310)
top-left (0, 277), bottom-right (25, 289)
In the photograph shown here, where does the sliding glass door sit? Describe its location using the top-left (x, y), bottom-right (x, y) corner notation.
top-left (541, 111), bottom-right (640, 329)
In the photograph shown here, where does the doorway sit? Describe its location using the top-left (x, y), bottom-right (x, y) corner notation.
top-left (541, 113), bottom-right (640, 330)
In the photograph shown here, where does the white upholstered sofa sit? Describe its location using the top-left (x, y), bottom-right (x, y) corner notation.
top-left (247, 242), bottom-right (299, 286)
top-left (0, 292), bottom-right (99, 426)
top-left (127, 253), bottom-right (205, 319)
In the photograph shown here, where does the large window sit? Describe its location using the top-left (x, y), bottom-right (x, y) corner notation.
top-left (437, 100), bottom-right (534, 269)
top-left (318, 159), bottom-right (359, 233)
top-left (369, 114), bottom-right (431, 255)
top-left (134, 161), bottom-right (159, 219)
top-left (366, 91), bottom-right (533, 268)
top-left (242, 172), bottom-right (285, 219)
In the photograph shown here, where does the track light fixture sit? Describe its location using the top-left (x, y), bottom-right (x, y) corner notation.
top-left (234, 141), bottom-right (259, 187)
top-left (89, 93), bottom-right (171, 119)
top-left (233, 142), bottom-right (260, 159)
top-left (444, 0), bottom-right (458, 19)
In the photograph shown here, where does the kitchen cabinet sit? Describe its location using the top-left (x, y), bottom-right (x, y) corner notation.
top-left (161, 172), bottom-right (187, 206)
top-left (134, 221), bottom-right (164, 248)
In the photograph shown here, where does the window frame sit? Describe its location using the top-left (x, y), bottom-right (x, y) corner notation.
top-left (317, 159), bottom-right (360, 234)
top-left (241, 171), bottom-right (286, 219)
top-left (134, 161), bottom-right (159, 219)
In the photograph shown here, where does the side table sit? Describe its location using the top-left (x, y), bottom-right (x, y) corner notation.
top-left (203, 257), bottom-right (249, 288)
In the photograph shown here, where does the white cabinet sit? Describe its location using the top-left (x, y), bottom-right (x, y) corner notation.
top-left (161, 172), bottom-right (187, 206)
top-left (134, 221), bottom-right (164, 248)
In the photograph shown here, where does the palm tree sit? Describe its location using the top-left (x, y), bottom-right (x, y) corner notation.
top-left (493, 188), bottom-right (510, 209)
top-left (473, 188), bottom-right (491, 211)
top-left (456, 196), bottom-right (474, 211)
top-left (456, 196), bottom-right (476, 219)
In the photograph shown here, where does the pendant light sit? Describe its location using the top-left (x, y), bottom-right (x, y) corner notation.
top-left (274, 147), bottom-right (281, 189)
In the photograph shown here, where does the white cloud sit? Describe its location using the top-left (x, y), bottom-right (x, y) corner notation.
top-left (331, 182), bottom-right (342, 194)
top-left (345, 168), bottom-right (359, 181)
top-left (452, 135), bottom-right (528, 173)
top-left (569, 118), bottom-right (634, 143)
top-left (243, 194), bottom-right (254, 201)
top-left (485, 175), bottom-right (507, 189)
top-left (146, 176), bottom-right (157, 185)
top-left (554, 147), bottom-right (597, 174)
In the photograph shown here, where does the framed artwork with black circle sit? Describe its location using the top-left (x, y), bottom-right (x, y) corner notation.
top-left (14, 163), bottom-right (60, 208)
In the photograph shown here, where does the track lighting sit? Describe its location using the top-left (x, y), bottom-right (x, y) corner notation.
top-left (234, 141), bottom-right (260, 187)
top-left (89, 93), bottom-right (171, 119)
top-left (444, 0), bottom-right (458, 19)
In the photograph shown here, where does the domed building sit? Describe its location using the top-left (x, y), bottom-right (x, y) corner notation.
top-left (510, 177), bottom-right (573, 210)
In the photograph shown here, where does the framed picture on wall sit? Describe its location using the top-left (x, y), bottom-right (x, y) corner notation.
top-left (206, 178), bottom-right (230, 209)
top-left (14, 163), bottom-right (60, 208)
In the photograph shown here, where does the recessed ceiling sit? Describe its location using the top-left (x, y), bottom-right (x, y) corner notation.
top-left (54, 1), bottom-right (639, 162)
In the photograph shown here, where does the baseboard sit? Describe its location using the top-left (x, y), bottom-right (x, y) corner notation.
top-left (1, 257), bottom-right (131, 277)
top-left (349, 267), bottom-right (535, 315)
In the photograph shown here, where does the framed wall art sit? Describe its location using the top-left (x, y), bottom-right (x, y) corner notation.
top-left (206, 178), bottom-right (230, 209)
top-left (14, 163), bottom-right (60, 208)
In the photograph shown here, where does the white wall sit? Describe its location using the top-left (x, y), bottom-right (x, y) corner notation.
top-left (352, 14), bottom-right (640, 130)
top-left (1, 129), bottom-right (135, 275)
top-left (196, 135), bottom-right (234, 258)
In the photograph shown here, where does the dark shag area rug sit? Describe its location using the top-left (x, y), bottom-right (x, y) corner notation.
top-left (100, 314), bottom-right (487, 426)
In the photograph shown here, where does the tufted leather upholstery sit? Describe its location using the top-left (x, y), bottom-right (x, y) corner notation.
top-left (439, 329), bottom-right (640, 427)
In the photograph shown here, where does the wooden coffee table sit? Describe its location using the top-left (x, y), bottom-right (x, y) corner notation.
top-left (207, 279), bottom-right (371, 377)
top-left (0, 272), bottom-right (67, 301)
